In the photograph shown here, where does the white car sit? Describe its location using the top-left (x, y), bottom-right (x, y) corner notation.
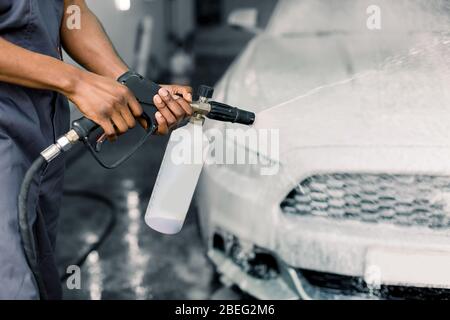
top-left (196, 0), bottom-right (450, 299)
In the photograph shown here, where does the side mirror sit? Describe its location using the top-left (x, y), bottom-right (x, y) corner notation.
top-left (227, 8), bottom-right (261, 34)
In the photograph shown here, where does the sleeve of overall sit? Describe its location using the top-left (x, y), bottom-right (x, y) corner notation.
top-left (0, 0), bottom-right (30, 32)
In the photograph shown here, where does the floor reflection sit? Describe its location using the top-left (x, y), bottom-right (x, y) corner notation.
top-left (86, 251), bottom-right (103, 300)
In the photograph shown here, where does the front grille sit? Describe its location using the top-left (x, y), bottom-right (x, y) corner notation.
top-left (280, 174), bottom-right (450, 230)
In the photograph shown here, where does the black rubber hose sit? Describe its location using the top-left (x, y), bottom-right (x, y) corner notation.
top-left (19, 149), bottom-right (118, 299)
top-left (18, 156), bottom-right (48, 300)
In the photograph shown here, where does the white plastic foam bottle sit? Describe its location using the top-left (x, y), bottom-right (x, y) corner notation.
top-left (145, 118), bottom-right (208, 234)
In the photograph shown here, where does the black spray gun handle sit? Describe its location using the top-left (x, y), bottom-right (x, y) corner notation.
top-left (72, 72), bottom-right (161, 139)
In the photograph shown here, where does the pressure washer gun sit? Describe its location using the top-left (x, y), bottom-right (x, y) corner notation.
top-left (39, 72), bottom-right (255, 167)
top-left (19, 71), bottom-right (255, 298)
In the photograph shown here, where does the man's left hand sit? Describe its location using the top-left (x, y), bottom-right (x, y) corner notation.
top-left (152, 84), bottom-right (193, 135)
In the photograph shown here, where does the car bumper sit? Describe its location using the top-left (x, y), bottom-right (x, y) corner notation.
top-left (206, 213), bottom-right (450, 299)
top-left (198, 147), bottom-right (450, 299)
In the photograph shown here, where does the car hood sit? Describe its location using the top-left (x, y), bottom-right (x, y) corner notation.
top-left (253, 68), bottom-right (450, 155)
top-left (217, 34), bottom-right (450, 155)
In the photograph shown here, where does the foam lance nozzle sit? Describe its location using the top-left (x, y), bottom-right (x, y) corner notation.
top-left (191, 85), bottom-right (255, 126)
top-left (207, 101), bottom-right (255, 125)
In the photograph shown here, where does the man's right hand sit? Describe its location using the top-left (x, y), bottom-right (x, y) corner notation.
top-left (66, 71), bottom-right (144, 141)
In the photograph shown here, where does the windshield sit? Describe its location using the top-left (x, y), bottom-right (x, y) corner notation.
top-left (267, 0), bottom-right (450, 37)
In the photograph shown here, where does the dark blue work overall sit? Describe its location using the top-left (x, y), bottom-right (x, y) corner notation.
top-left (0, 0), bottom-right (69, 299)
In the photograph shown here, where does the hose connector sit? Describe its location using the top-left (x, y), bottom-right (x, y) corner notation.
top-left (40, 129), bottom-right (81, 163)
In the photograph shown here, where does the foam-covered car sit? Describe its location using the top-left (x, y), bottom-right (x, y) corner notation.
top-left (196, 0), bottom-right (450, 299)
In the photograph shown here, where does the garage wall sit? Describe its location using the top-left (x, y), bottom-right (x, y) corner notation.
top-left (86, 0), bottom-right (166, 69)
top-left (64, 0), bottom-right (167, 78)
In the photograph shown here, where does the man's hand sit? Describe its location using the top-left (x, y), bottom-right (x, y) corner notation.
top-left (153, 85), bottom-right (193, 135)
top-left (66, 71), bottom-right (193, 140)
top-left (65, 71), bottom-right (146, 141)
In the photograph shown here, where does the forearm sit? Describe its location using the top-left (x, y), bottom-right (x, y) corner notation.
top-left (0, 37), bottom-right (81, 95)
top-left (61, 0), bottom-right (128, 79)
